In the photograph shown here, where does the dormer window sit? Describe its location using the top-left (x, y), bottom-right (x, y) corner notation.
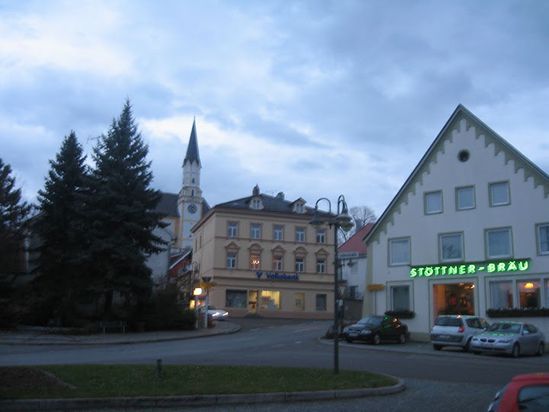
top-left (250, 197), bottom-right (263, 210)
top-left (292, 199), bottom-right (306, 214)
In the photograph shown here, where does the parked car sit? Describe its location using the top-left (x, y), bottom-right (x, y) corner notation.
top-left (343, 315), bottom-right (408, 344)
top-left (487, 372), bottom-right (549, 412)
top-left (471, 321), bottom-right (545, 357)
top-left (207, 306), bottom-right (229, 321)
top-left (430, 315), bottom-right (489, 351)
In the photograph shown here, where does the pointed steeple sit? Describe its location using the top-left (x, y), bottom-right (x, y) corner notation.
top-left (183, 118), bottom-right (201, 166)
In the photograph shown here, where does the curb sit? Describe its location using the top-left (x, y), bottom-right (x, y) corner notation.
top-left (0, 379), bottom-right (405, 411)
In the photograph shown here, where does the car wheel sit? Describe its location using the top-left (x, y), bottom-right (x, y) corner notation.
top-left (373, 333), bottom-right (381, 345)
top-left (463, 339), bottom-right (471, 352)
top-left (399, 333), bottom-right (406, 344)
top-left (536, 342), bottom-right (544, 356)
top-left (433, 344), bottom-right (442, 351)
top-left (512, 343), bottom-right (520, 358)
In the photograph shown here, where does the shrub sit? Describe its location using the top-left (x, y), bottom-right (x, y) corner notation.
top-left (139, 289), bottom-right (196, 331)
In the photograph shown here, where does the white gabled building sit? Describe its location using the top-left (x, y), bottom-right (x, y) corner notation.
top-left (363, 105), bottom-right (549, 340)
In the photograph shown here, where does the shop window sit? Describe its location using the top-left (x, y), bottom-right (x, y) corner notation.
top-left (226, 252), bottom-right (237, 269)
top-left (316, 294), bottom-right (327, 311)
top-left (316, 258), bottom-right (326, 273)
top-left (489, 181), bottom-right (510, 207)
top-left (294, 293), bottom-right (305, 311)
top-left (518, 280), bottom-right (540, 309)
top-left (390, 285), bottom-right (410, 311)
top-left (389, 237), bottom-right (410, 266)
top-left (538, 223), bottom-right (549, 255)
top-left (486, 227), bottom-right (512, 258)
top-left (456, 186), bottom-right (475, 210)
top-left (250, 223), bottom-right (262, 239)
top-left (273, 225), bottom-right (284, 241)
top-left (433, 283), bottom-right (475, 316)
top-left (424, 190), bottom-right (443, 215)
top-left (439, 233), bottom-right (463, 262)
top-left (260, 290), bottom-right (280, 310)
top-left (295, 257), bottom-right (305, 273)
top-left (489, 280), bottom-right (513, 309)
top-left (316, 229), bottom-right (326, 244)
top-left (227, 222), bottom-right (238, 238)
top-left (295, 227), bottom-right (306, 242)
top-left (225, 290), bottom-right (247, 308)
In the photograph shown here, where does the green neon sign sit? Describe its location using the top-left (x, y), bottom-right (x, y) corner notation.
top-left (409, 258), bottom-right (529, 278)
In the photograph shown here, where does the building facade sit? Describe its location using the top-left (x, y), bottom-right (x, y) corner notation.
top-left (363, 105), bottom-right (549, 340)
top-left (191, 186), bottom-right (336, 319)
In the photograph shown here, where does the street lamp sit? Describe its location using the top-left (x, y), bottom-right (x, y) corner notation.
top-left (309, 195), bottom-right (353, 374)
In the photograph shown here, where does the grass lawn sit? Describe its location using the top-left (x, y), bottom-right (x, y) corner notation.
top-left (0, 364), bottom-right (397, 399)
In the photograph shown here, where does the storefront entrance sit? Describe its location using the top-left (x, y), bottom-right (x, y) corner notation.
top-left (433, 282), bottom-right (475, 316)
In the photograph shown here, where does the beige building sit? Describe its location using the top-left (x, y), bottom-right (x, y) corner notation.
top-left (191, 186), bottom-right (336, 319)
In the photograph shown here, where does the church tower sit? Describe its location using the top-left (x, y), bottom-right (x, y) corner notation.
top-left (178, 119), bottom-right (203, 249)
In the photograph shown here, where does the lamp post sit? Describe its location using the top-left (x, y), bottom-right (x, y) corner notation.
top-left (309, 195), bottom-right (354, 374)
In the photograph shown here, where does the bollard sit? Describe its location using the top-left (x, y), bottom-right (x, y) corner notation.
top-left (156, 358), bottom-right (162, 379)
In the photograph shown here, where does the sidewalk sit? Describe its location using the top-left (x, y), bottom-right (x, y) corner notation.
top-left (0, 321), bottom-right (241, 345)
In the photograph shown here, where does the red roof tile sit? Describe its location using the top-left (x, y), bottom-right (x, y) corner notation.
top-left (338, 223), bottom-right (374, 254)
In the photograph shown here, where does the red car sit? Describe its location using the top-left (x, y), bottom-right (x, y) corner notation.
top-left (487, 373), bottom-right (549, 412)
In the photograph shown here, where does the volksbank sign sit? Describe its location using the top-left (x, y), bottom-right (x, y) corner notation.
top-left (409, 258), bottom-right (530, 278)
top-left (256, 271), bottom-right (300, 281)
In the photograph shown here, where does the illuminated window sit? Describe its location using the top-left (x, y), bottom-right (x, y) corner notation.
top-left (227, 222), bottom-right (238, 238)
top-left (489, 280), bottom-right (513, 309)
top-left (439, 233), bottom-right (463, 262)
top-left (389, 237), bottom-right (410, 266)
top-left (295, 257), bottom-right (305, 273)
top-left (456, 186), bottom-right (475, 210)
top-left (316, 229), bottom-right (326, 244)
top-left (250, 223), bottom-right (261, 239)
top-left (424, 191), bottom-right (443, 215)
top-left (260, 290), bottom-right (280, 310)
top-left (489, 181), bottom-right (510, 207)
top-left (486, 227), bottom-right (512, 258)
top-left (226, 252), bottom-right (237, 269)
top-left (250, 253), bottom-right (261, 270)
top-left (538, 223), bottom-right (549, 255)
top-left (518, 280), bottom-right (540, 309)
top-left (295, 227), bottom-right (306, 242)
top-left (316, 294), bottom-right (327, 311)
top-left (273, 225), bottom-right (284, 241)
top-left (316, 258), bottom-right (326, 273)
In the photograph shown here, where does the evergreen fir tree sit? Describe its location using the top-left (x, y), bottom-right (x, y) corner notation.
top-left (86, 100), bottom-right (165, 318)
top-left (0, 158), bottom-right (31, 292)
top-left (34, 131), bottom-right (88, 317)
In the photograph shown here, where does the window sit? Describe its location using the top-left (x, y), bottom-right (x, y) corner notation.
top-left (294, 202), bottom-right (305, 213)
top-left (316, 229), bottom-right (326, 244)
top-left (456, 186), bottom-right (475, 210)
top-left (294, 293), bottom-right (305, 311)
top-left (225, 290), bottom-right (247, 308)
top-left (260, 290), bottom-right (280, 310)
top-left (250, 223), bottom-right (261, 239)
top-left (489, 280), bottom-right (513, 309)
top-left (249, 252), bottom-right (261, 270)
top-left (518, 280), bottom-right (540, 309)
top-left (424, 191), bottom-right (443, 214)
top-left (227, 222), bottom-right (238, 238)
top-left (316, 294), bottom-right (327, 311)
top-left (489, 181), bottom-right (510, 207)
top-left (251, 198), bottom-right (263, 209)
top-left (439, 233), bottom-right (463, 262)
top-left (316, 258), bottom-right (326, 273)
top-left (295, 227), bottom-right (306, 242)
top-left (273, 225), bottom-right (284, 241)
top-left (272, 255), bottom-right (283, 271)
top-left (389, 237), bottom-right (410, 266)
top-left (518, 386), bottom-right (549, 411)
top-left (226, 252), bottom-right (237, 269)
top-left (295, 257), bottom-right (305, 272)
top-left (486, 227), bottom-right (512, 258)
top-left (538, 223), bottom-right (549, 255)
top-left (390, 285), bottom-right (410, 311)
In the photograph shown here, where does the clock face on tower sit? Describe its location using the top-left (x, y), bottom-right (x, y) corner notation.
top-left (187, 203), bottom-right (197, 214)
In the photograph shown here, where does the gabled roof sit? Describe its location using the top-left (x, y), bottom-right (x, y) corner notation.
top-left (364, 104), bottom-right (549, 245)
top-left (339, 223), bottom-right (374, 254)
top-left (183, 119), bottom-right (201, 166)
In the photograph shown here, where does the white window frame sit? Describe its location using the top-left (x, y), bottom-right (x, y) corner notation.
top-left (485, 227), bottom-right (513, 259)
top-left (295, 227), bottom-right (306, 242)
top-left (537, 223), bottom-right (549, 256)
top-left (227, 222), bottom-right (238, 238)
top-left (273, 225), bottom-right (284, 241)
top-left (439, 232), bottom-right (464, 262)
top-left (424, 190), bottom-right (443, 215)
top-left (489, 181), bottom-right (510, 207)
top-left (456, 186), bottom-right (475, 211)
top-left (389, 237), bottom-right (411, 266)
top-left (389, 284), bottom-right (411, 311)
top-left (295, 257), bottom-right (305, 272)
top-left (316, 258), bottom-right (326, 273)
top-left (226, 252), bottom-right (237, 269)
top-left (272, 256), bottom-right (283, 271)
top-left (250, 223), bottom-right (261, 240)
top-left (316, 229), bottom-right (326, 244)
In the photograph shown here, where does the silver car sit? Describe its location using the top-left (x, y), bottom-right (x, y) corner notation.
top-left (471, 321), bottom-right (545, 357)
top-left (430, 315), bottom-right (489, 351)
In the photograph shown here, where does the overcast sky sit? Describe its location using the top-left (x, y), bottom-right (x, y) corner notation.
top-left (1, 0), bottom-right (548, 217)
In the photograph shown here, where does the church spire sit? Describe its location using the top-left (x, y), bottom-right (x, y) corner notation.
top-left (183, 118), bottom-right (201, 166)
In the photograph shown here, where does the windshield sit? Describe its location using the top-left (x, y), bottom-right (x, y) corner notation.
top-left (435, 317), bottom-right (463, 327)
top-left (488, 323), bottom-right (521, 334)
top-left (357, 317), bottom-right (382, 327)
